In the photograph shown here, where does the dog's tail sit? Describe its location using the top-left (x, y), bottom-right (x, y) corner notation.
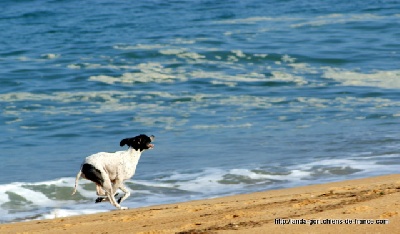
top-left (71, 167), bottom-right (82, 195)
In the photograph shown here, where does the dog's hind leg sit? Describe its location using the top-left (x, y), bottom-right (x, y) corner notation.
top-left (95, 181), bottom-right (119, 203)
top-left (95, 193), bottom-right (120, 203)
top-left (95, 183), bottom-right (119, 203)
top-left (94, 184), bottom-right (108, 203)
top-left (96, 184), bottom-right (106, 196)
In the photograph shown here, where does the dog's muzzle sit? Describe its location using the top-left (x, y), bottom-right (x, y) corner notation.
top-left (147, 143), bottom-right (154, 149)
top-left (148, 135), bottom-right (155, 149)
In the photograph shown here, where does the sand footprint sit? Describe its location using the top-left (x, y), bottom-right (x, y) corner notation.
top-left (380, 211), bottom-right (398, 218)
top-left (343, 206), bottom-right (372, 214)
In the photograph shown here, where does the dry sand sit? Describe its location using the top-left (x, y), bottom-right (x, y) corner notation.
top-left (1, 174), bottom-right (400, 233)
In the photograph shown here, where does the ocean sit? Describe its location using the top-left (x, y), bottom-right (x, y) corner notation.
top-left (1, 0), bottom-right (400, 223)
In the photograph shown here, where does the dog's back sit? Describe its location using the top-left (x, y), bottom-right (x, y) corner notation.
top-left (84, 151), bottom-right (125, 168)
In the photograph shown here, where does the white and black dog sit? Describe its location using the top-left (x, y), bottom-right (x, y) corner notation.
top-left (72, 134), bottom-right (155, 210)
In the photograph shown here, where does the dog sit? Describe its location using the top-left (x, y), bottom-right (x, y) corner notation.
top-left (72, 134), bottom-right (155, 210)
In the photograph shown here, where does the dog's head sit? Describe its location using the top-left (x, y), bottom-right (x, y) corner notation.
top-left (120, 134), bottom-right (155, 152)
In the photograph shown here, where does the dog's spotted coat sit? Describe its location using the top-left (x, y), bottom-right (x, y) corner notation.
top-left (72, 134), bottom-right (155, 210)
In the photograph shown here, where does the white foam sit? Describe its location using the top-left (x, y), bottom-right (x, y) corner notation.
top-left (291, 13), bottom-right (384, 28)
top-left (159, 48), bottom-right (187, 55)
top-left (18, 56), bottom-right (30, 61)
top-left (288, 63), bottom-right (319, 74)
top-left (1, 86), bottom-right (398, 121)
top-left (281, 54), bottom-right (296, 63)
top-left (216, 16), bottom-right (301, 24)
top-left (0, 186), bottom-right (10, 203)
top-left (296, 97), bottom-right (328, 108)
top-left (170, 38), bottom-right (196, 45)
top-left (178, 52), bottom-right (205, 60)
top-left (41, 54), bottom-right (60, 59)
top-left (6, 118), bottom-right (22, 124)
top-left (133, 116), bottom-right (188, 129)
top-left (148, 167), bottom-right (310, 194)
top-left (192, 123), bottom-right (252, 130)
top-left (210, 80), bottom-right (237, 87)
top-left (0, 183), bottom-right (53, 207)
top-left (171, 169), bottom-right (240, 194)
top-left (255, 53), bottom-right (268, 58)
top-left (159, 48), bottom-right (205, 61)
top-left (89, 62), bottom-right (187, 84)
top-left (228, 169), bottom-right (296, 181)
top-left (270, 71), bottom-right (308, 85)
top-left (231, 50), bottom-right (246, 58)
top-left (322, 68), bottom-right (400, 89)
top-left (40, 208), bottom-right (109, 220)
top-left (113, 44), bottom-right (166, 50)
top-left (294, 157), bottom-right (395, 176)
top-left (189, 70), bottom-right (267, 83)
top-left (67, 64), bottom-right (81, 69)
top-left (217, 13), bottom-right (390, 28)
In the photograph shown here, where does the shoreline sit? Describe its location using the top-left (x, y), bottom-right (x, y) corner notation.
top-left (1, 174), bottom-right (400, 233)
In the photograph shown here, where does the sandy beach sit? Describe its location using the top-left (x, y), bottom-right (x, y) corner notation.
top-left (1, 174), bottom-right (400, 234)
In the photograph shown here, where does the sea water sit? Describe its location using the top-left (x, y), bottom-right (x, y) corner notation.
top-left (1, 0), bottom-right (400, 223)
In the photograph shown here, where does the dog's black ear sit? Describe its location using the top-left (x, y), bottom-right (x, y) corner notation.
top-left (120, 138), bottom-right (129, 147)
top-left (120, 136), bottom-right (141, 150)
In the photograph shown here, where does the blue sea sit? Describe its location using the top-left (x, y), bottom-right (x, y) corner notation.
top-left (1, 0), bottom-right (400, 223)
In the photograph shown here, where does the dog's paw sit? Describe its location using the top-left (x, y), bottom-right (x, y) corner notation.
top-left (119, 206), bottom-right (128, 210)
top-left (95, 197), bottom-right (106, 203)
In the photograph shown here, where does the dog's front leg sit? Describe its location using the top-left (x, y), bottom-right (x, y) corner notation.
top-left (103, 180), bottom-right (127, 210)
top-left (117, 184), bottom-right (131, 204)
top-left (111, 180), bottom-right (129, 209)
